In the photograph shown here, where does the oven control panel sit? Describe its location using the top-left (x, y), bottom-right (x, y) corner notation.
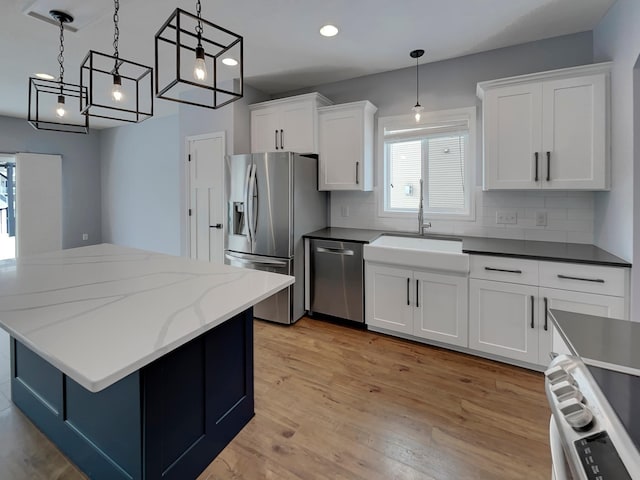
top-left (575, 432), bottom-right (631, 479)
top-left (545, 355), bottom-right (640, 480)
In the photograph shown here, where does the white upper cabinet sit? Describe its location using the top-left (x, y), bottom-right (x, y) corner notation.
top-left (318, 101), bottom-right (377, 191)
top-left (250, 93), bottom-right (332, 154)
top-left (477, 63), bottom-right (611, 191)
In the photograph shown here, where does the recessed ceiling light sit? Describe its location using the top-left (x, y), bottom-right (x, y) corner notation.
top-left (320, 24), bottom-right (339, 37)
top-left (35, 73), bottom-right (55, 80)
top-left (222, 57), bottom-right (238, 66)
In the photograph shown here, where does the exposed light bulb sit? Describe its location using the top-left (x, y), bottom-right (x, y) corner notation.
top-left (412, 104), bottom-right (424, 123)
top-left (112, 75), bottom-right (123, 102)
top-left (56, 95), bottom-right (66, 118)
top-left (194, 46), bottom-right (208, 82)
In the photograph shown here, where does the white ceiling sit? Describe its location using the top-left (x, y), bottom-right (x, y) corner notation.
top-left (0, 0), bottom-right (615, 128)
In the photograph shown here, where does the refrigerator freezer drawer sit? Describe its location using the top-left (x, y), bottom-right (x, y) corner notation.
top-left (310, 239), bottom-right (364, 323)
top-left (224, 251), bottom-right (294, 324)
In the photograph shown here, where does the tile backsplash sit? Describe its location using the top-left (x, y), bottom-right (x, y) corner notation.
top-left (329, 187), bottom-right (594, 244)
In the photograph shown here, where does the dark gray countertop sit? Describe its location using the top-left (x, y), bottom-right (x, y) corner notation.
top-left (550, 309), bottom-right (640, 374)
top-left (303, 228), bottom-right (631, 267)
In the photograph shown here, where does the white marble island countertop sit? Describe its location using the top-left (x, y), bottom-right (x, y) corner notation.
top-left (0, 243), bottom-right (293, 392)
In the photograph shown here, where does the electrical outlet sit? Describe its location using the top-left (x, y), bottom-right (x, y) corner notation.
top-left (341, 206), bottom-right (349, 217)
top-left (496, 209), bottom-right (517, 225)
top-left (82, 233), bottom-right (88, 241)
top-left (535, 211), bottom-right (548, 226)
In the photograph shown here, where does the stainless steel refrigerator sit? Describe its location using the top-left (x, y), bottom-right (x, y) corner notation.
top-left (224, 152), bottom-right (327, 324)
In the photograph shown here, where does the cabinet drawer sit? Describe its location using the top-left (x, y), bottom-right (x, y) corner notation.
top-left (470, 255), bottom-right (538, 285)
top-left (539, 262), bottom-right (627, 296)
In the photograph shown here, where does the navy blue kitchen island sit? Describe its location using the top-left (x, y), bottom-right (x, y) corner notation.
top-left (0, 244), bottom-right (293, 479)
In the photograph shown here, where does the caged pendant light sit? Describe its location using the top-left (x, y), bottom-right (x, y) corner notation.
top-left (80, 0), bottom-right (154, 123)
top-left (154, 0), bottom-right (244, 109)
top-left (28, 10), bottom-right (89, 134)
top-left (410, 49), bottom-right (425, 123)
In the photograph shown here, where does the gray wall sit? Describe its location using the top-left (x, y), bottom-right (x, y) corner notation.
top-left (100, 114), bottom-right (180, 255)
top-left (0, 115), bottom-right (102, 249)
top-left (593, 0), bottom-right (640, 315)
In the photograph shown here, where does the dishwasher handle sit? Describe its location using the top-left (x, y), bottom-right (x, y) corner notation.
top-left (316, 247), bottom-right (355, 256)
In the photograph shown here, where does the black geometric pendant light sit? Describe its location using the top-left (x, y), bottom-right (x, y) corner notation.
top-left (154, 0), bottom-right (243, 109)
top-left (28, 10), bottom-right (89, 134)
top-left (410, 49), bottom-right (425, 123)
top-left (80, 0), bottom-right (153, 123)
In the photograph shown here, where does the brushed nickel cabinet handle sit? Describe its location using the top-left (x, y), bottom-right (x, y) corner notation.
top-left (274, 130), bottom-right (279, 150)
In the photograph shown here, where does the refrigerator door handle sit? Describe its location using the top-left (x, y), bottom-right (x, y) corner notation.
top-left (243, 164), bottom-right (253, 244)
top-left (248, 164), bottom-right (258, 244)
top-left (225, 252), bottom-right (288, 267)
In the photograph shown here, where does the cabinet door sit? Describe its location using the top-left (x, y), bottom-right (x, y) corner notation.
top-left (483, 83), bottom-right (543, 190)
top-left (279, 101), bottom-right (316, 153)
top-left (365, 263), bottom-right (413, 335)
top-left (541, 74), bottom-right (607, 189)
top-left (251, 107), bottom-right (280, 153)
top-left (413, 271), bottom-right (468, 347)
top-left (469, 279), bottom-right (539, 364)
top-left (538, 287), bottom-right (626, 366)
top-left (318, 109), bottom-right (362, 191)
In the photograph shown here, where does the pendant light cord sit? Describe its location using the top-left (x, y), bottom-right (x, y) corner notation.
top-left (113, 0), bottom-right (120, 73)
top-left (415, 55), bottom-right (419, 106)
top-left (195, 0), bottom-right (203, 47)
top-left (57, 19), bottom-right (65, 86)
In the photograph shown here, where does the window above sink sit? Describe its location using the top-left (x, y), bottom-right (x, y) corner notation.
top-left (377, 107), bottom-right (477, 222)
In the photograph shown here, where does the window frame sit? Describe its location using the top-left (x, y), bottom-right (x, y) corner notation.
top-left (376, 106), bottom-right (477, 222)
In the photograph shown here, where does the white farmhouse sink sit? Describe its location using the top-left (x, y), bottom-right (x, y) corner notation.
top-left (364, 235), bottom-right (469, 273)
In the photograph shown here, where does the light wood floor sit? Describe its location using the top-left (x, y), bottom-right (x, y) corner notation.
top-left (0, 318), bottom-right (551, 479)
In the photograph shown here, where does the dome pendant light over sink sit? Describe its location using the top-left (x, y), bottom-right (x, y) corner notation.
top-left (410, 49), bottom-right (425, 122)
top-left (27, 9), bottom-right (89, 134)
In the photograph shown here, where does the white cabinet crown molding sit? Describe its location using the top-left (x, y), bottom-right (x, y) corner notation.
top-left (317, 100), bottom-right (377, 115)
top-left (476, 62), bottom-right (612, 100)
top-left (249, 92), bottom-right (333, 110)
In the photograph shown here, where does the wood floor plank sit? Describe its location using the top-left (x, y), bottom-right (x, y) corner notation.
top-left (199, 317), bottom-right (551, 480)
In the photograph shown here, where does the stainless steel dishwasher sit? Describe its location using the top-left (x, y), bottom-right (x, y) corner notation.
top-left (309, 239), bottom-right (364, 323)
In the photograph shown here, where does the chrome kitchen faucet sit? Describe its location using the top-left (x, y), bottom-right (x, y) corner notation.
top-left (418, 179), bottom-right (432, 235)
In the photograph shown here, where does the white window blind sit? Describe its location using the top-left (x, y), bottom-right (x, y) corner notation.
top-left (383, 114), bottom-right (471, 217)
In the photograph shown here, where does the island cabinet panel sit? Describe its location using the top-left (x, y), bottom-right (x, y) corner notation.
top-left (11, 308), bottom-right (254, 480)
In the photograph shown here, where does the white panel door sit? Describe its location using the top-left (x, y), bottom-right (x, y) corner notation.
top-left (318, 109), bottom-right (362, 190)
top-left (188, 132), bottom-right (225, 264)
top-left (538, 287), bottom-right (626, 366)
top-left (413, 271), bottom-right (468, 347)
top-left (15, 153), bottom-right (62, 257)
top-left (279, 101), bottom-right (316, 153)
top-left (251, 107), bottom-right (280, 153)
top-left (483, 84), bottom-right (542, 189)
top-left (469, 279), bottom-right (539, 364)
top-left (365, 263), bottom-right (413, 335)
top-left (541, 74), bottom-right (607, 189)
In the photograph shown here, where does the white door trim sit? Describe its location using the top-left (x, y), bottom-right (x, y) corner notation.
top-left (184, 131), bottom-right (226, 259)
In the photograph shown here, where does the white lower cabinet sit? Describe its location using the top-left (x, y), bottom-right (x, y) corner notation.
top-left (469, 256), bottom-right (629, 368)
top-left (469, 280), bottom-right (540, 364)
top-left (366, 263), bottom-right (468, 347)
top-left (540, 287), bottom-right (626, 362)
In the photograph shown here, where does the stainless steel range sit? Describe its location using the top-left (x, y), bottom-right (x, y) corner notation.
top-left (545, 354), bottom-right (640, 479)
